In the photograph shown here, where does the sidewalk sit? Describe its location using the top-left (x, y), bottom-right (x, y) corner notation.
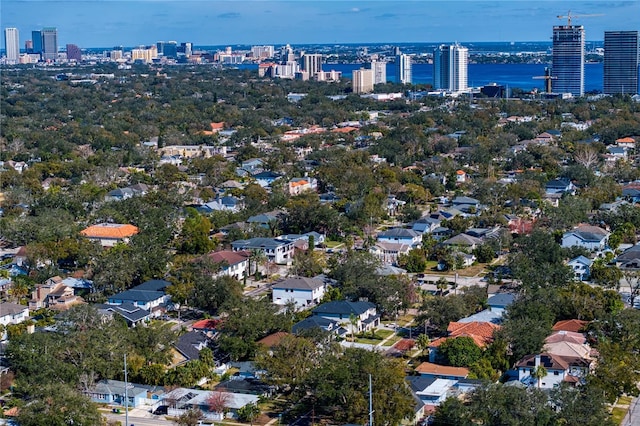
top-left (623, 397), bottom-right (640, 426)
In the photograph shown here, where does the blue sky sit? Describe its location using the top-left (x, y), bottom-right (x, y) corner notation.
top-left (2, 1), bottom-right (639, 47)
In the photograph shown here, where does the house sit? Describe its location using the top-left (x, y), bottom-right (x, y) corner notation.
top-left (567, 256), bottom-right (593, 281)
top-left (253, 170), bottom-right (282, 188)
top-left (440, 233), bottom-right (483, 250)
top-left (369, 241), bottom-right (412, 265)
top-left (231, 238), bottom-right (295, 265)
top-left (428, 321), bottom-right (500, 362)
top-left (246, 212), bottom-right (279, 229)
top-left (311, 300), bottom-right (380, 334)
top-left (84, 379), bottom-right (157, 408)
top-left (80, 223), bottom-right (140, 247)
top-left (412, 216), bottom-right (441, 234)
top-left (622, 184), bottom-right (640, 203)
top-left (29, 278), bottom-right (81, 311)
top-left (175, 331), bottom-right (210, 362)
top-left (516, 353), bottom-right (571, 388)
top-left (288, 177), bottom-right (318, 196)
top-left (552, 319), bottom-right (589, 333)
top-left (545, 178), bottom-right (576, 195)
top-left (192, 319), bottom-right (221, 335)
top-left (415, 362), bottom-right (469, 380)
top-left (486, 293), bottom-right (516, 315)
top-left (561, 225), bottom-right (610, 251)
top-left (204, 250), bottom-right (251, 280)
top-left (197, 196), bottom-right (244, 213)
top-left (97, 303), bottom-right (151, 327)
top-left (455, 170), bottom-right (467, 183)
top-left (0, 302), bottom-right (29, 326)
top-left (386, 195), bottom-right (406, 216)
top-left (407, 376), bottom-right (456, 407)
top-left (272, 276), bottom-right (326, 309)
top-left (292, 315), bottom-right (345, 337)
top-left (451, 196), bottom-right (480, 214)
top-left (615, 243), bottom-right (640, 268)
top-left (107, 280), bottom-right (171, 313)
top-left (377, 228), bottom-right (422, 247)
top-left (163, 388), bottom-right (260, 421)
top-left (616, 136), bottom-right (636, 149)
top-left (278, 232), bottom-right (326, 247)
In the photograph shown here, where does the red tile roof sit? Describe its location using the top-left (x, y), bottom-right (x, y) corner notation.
top-left (393, 338), bottom-right (415, 351)
top-left (192, 319), bottom-right (221, 330)
top-left (415, 362), bottom-right (469, 378)
top-left (552, 319), bottom-right (588, 333)
top-left (257, 331), bottom-right (290, 348)
top-left (205, 250), bottom-right (250, 266)
top-left (446, 321), bottom-right (500, 347)
top-left (80, 223), bottom-right (139, 239)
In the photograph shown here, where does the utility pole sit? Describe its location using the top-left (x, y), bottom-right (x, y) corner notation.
top-left (124, 353), bottom-right (129, 426)
top-left (368, 374), bottom-right (374, 426)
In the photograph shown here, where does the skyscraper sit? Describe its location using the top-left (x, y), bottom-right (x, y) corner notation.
top-left (433, 44), bottom-right (469, 92)
top-left (41, 27), bottom-right (58, 61)
top-left (352, 68), bottom-right (374, 94)
top-left (604, 31), bottom-right (639, 95)
top-left (31, 30), bottom-right (42, 55)
top-left (365, 60), bottom-right (387, 85)
top-left (552, 25), bottom-right (585, 96)
top-left (66, 44), bottom-right (82, 62)
top-left (301, 53), bottom-right (323, 77)
top-left (395, 53), bottom-right (412, 84)
top-left (4, 28), bottom-right (20, 63)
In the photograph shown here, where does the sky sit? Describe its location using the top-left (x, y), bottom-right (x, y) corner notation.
top-left (1, 0), bottom-right (639, 48)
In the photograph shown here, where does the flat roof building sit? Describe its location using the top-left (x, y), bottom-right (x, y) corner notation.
top-left (604, 31), bottom-right (639, 95)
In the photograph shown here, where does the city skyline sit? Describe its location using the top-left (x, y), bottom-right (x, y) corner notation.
top-left (2, 1), bottom-right (639, 48)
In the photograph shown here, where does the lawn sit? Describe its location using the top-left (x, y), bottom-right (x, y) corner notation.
top-left (324, 240), bottom-right (344, 248)
top-left (611, 406), bottom-right (628, 424)
top-left (355, 337), bottom-right (382, 345)
top-left (382, 335), bottom-right (403, 346)
top-left (618, 396), bottom-right (633, 405)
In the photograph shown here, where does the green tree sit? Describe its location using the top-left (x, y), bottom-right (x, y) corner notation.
top-left (397, 248), bottom-right (427, 273)
top-left (438, 336), bottom-right (482, 367)
top-left (178, 208), bottom-right (215, 254)
top-left (236, 402), bottom-right (260, 424)
top-left (16, 383), bottom-right (104, 426)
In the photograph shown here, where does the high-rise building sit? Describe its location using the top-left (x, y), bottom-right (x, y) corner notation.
top-left (365, 60), bottom-right (387, 85)
top-left (604, 31), bottom-right (639, 95)
top-left (301, 53), bottom-right (323, 77)
top-left (4, 28), bottom-right (20, 63)
top-left (156, 41), bottom-right (165, 55)
top-left (251, 45), bottom-right (275, 60)
top-left (552, 25), bottom-right (585, 96)
top-left (352, 68), bottom-right (374, 94)
top-left (179, 42), bottom-right (192, 57)
top-left (66, 44), bottom-right (81, 62)
top-left (395, 53), bottom-right (412, 84)
top-left (25, 40), bottom-right (33, 53)
top-left (31, 30), bottom-right (42, 55)
top-left (163, 41), bottom-right (177, 59)
top-left (433, 44), bottom-right (469, 92)
top-left (41, 27), bottom-right (58, 61)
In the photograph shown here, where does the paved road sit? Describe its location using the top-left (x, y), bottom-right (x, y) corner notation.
top-left (623, 397), bottom-right (640, 426)
top-left (103, 412), bottom-right (174, 426)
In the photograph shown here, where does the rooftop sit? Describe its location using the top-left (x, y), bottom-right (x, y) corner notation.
top-left (80, 223), bottom-right (139, 239)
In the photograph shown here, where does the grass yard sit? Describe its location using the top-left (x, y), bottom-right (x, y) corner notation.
top-left (324, 240), bottom-right (344, 248)
top-left (382, 335), bottom-right (403, 346)
top-left (618, 396), bottom-right (633, 405)
top-left (611, 406), bottom-right (628, 424)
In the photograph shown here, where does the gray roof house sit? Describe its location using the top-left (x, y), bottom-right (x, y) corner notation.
top-left (561, 225), bottom-right (610, 251)
top-left (231, 237), bottom-right (295, 264)
top-left (272, 276), bottom-right (326, 308)
top-left (175, 331), bottom-right (210, 362)
top-left (312, 301), bottom-right (380, 334)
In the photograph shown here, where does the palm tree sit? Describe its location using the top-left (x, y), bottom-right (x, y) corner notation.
top-left (416, 334), bottom-right (430, 356)
top-left (532, 364), bottom-right (548, 389)
top-left (436, 277), bottom-right (449, 296)
top-left (349, 313), bottom-right (359, 342)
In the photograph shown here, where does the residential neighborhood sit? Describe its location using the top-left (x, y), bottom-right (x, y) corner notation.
top-left (1, 47), bottom-right (639, 426)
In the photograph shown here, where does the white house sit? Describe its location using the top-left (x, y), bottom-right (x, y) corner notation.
top-left (107, 280), bottom-right (171, 313)
top-left (369, 241), bottom-right (412, 265)
top-left (567, 256), bottom-right (593, 281)
top-left (0, 302), bottom-right (29, 327)
top-left (311, 301), bottom-right (380, 334)
top-left (272, 276), bottom-right (326, 309)
top-left (231, 238), bottom-right (295, 265)
top-left (561, 225), bottom-right (610, 251)
top-left (516, 353), bottom-right (569, 389)
top-left (163, 388), bottom-right (260, 421)
top-left (205, 250), bottom-right (251, 280)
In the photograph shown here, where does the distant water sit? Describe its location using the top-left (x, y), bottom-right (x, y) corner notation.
top-left (323, 63), bottom-right (604, 92)
top-left (236, 62), bottom-right (604, 92)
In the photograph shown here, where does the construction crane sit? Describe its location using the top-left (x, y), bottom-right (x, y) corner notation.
top-left (557, 10), bottom-right (604, 26)
top-left (533, 67), bottom-right (557, 93)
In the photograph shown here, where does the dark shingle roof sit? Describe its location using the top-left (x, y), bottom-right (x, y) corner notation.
top-left (273, 277), bottom-right (324, 291)
top-left (312, 300), bottom-right (375, 316)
